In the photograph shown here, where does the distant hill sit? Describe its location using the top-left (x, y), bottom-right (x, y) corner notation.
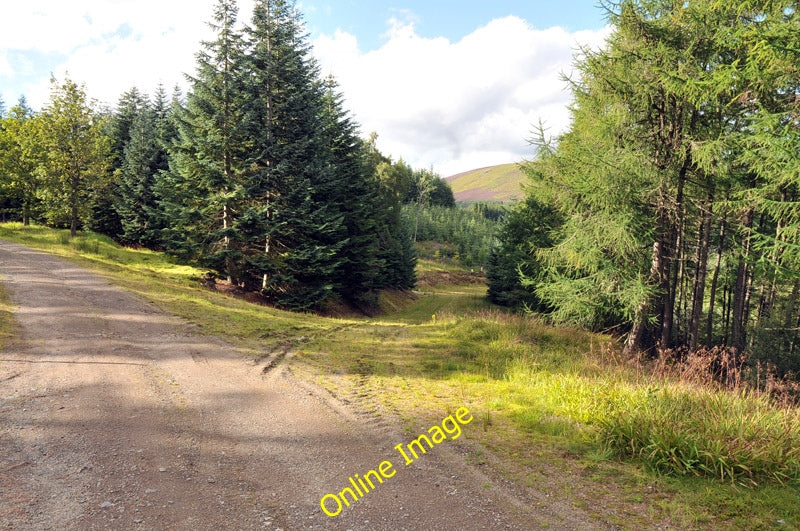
top-left (444, 163), bottom-right (526, 203)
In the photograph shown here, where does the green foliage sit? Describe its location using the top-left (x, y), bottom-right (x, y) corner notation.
top-left (157, 0), bottom-right (416, 309)
top-left (37, 77), bottom-right (110, 238)
top-left (94, 85), bottom-right (177, 245)
top-left (0, 97), bottom-right (41, 225)
top-left (116, 99), bottom-right (161, 246)
top-left (504, 0), bottom-right (800, 365)
top-left (236, 0), bottom-right (346, 308)
top-left (164, 0), bottom-right (249, 278)
top-left (406, 167), bottom-right (455, 208)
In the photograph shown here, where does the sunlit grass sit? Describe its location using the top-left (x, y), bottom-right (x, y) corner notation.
top-left (0, 282), bottom-right (16, 350)
top-left (1, 222), bottom-right (799, 528)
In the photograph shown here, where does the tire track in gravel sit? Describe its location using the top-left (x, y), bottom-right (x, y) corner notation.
top-left (0, 240), bottom-right (603, 530)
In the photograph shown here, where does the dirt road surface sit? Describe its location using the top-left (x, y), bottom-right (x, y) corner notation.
top-left (0, 241), bottom-right (600, 530)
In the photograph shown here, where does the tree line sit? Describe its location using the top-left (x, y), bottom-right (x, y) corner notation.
top-left (0, 0), bottom-right (452, 311)
top-left (489, 0), bottom-right (800, 373)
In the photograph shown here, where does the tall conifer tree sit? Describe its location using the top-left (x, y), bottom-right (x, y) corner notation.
top-left (168, 0), bottom-right (248, 280)
top-left (117, 101), bottom-right (160, 245)
top-left (238, 0), bottom-right (345, 308)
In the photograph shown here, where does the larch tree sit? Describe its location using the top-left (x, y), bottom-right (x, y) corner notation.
top-left (505, 0), bottom-right (800, 370)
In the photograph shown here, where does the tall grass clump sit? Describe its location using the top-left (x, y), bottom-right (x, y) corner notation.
top-left (598, 386), bottom-right (800, 486)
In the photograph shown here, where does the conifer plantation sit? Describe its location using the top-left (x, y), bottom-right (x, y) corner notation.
top-left (0, 0), bottom-right (417, 311)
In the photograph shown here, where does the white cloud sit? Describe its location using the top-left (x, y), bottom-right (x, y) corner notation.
top-left (3, 3), bottom-right (611, 175)
top-left (4, 0), bottom-right (257, 108)
top-left (314, 17), bottom-right (610, 175)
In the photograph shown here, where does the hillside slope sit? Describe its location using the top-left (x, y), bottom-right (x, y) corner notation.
top-left (445, 163), bottom-right (525, 203)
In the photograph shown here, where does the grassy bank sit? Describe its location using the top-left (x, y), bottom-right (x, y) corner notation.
top-left (1, 223), bottom-right (799, 528)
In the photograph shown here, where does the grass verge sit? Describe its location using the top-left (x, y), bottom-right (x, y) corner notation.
top-left (0, 282), bottom-right (16, 350)
top-left (1, 223), bottom-right (799, 528)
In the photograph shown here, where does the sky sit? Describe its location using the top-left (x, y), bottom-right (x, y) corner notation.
top-left (0, 1), bottom-right (611, 176)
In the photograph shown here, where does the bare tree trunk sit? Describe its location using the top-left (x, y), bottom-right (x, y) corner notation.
top-left (223, 203), bottom-right (232, 283)
top-left (22, 194), bottom-right (31, 226)
top-left (689, 191), bottom-right (713, 350)
top-left (787, 281), bottom-right (800, 360)
top-left (662, 150), bottom-right (689, 348)
top-left (722, 284), bottom-right (731, 344)
top-left (758, 190), bottom-right (787, 325)
top-left (785, 280), bottom-right (799, 329)
top-left (731, 207), bottom-right (754, 352)
top-left (706, 213), bottom-right (727, 347)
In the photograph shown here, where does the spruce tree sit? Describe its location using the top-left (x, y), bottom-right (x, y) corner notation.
top-left (359, 135), bottom-right (417, 291)
top-left (154, 86), bottom-right (201, 255)
top-left (88, 87), bottom-right (148, 239)
top-left (319, 77), bottom-right (384, 303)
top-left (239, 0), bottom-right (345, 309)
top-left (373, 160), bottom-right (417, 289)
top-left (487, 194), bottom-right (559, 309)
top-left (147, 84), bottom-right (178, 246)
top-left (117, 101), bottom-right (160, 245)
top-left (167, 0), bottom-right (248, 280)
